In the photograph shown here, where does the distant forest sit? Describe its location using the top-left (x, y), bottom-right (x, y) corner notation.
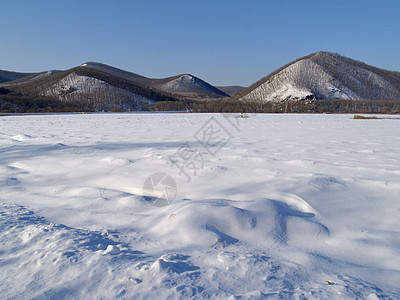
top-left (150, 98), bottom-right (400, 114)
top-left (1, 86), bottom-right (399, 114)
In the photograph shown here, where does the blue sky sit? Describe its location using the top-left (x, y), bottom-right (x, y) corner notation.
top-left (1, 0), bottom-right (399, 86)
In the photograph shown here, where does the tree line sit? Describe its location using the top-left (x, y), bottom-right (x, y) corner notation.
top-left (150, 98), bottom-right (400, 114)
top-left (1, 86), bottom-right (400, 114)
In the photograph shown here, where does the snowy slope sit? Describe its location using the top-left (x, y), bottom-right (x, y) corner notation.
top-left (81, 62), bottom-right (147, 82)
top-left (239, 52), bottom-right (400, 102)
top-left (41, 72), bottom-right (153, 110)
top-left (1, 113), bottom-right (400, 299)
top-left (154, 74), bottom-right (229, 98)
top-left (1, 63), bottom-right (228, 112)
top-left (83, 62), bottom-right (229, 98)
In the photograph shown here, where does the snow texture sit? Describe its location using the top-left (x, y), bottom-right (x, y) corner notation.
top-left (1, 113), bottom-right (400, 299)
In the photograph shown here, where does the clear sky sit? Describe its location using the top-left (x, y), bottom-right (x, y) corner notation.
top-left (1, 0), bottom-right (399, 86)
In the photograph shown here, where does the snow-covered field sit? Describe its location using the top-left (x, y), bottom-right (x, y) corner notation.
top-left (1, 113), bottom-right (399, 299)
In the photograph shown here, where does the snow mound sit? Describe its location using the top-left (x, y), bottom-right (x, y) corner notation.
top-left (144, 195), bottom-right (325, 251)
top-left (10, 134), bottom-right (32, 141)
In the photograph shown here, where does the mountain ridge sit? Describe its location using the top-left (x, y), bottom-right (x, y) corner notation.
top-left (1, 62), bottom-right (229, 100)
top-left (0, 70), bottom-right (37, 84)
top-left (1, 52), bottom-right (400, 113)
top-left (81, 62), bottom-right (228, 98)
top-left (236, 51), bottom-right (400, 102)
top-left (216, 85), bottom-right (246, 96)
top-left (0, 62), bottom-right (229, 111)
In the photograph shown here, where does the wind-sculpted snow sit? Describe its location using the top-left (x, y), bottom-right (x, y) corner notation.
top-left (1, 113), bottom-right (400, 298)
top-left (240, 52), bottom-right (400, 102)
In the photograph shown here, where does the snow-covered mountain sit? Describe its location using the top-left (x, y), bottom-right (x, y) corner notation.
top-left (152, 74), bottom-right (229, 98)
top-left (80, 62), bottom-right (146, 82)
top-left (2, 52), bottom-right (400, 113)
top-left (1, 62), bottom-right (228, 111)
top-left (237, 52), bottom-right (400, 102)
top-left (41, 72), bottom-right (153, 111)
top-left (1, 66), bottom-right (163, 111)
top-left (81, 62), bottom-right (228, 98)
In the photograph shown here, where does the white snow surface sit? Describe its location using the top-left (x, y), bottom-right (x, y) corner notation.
top-left (1, 113), bottom-right (400, 299)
